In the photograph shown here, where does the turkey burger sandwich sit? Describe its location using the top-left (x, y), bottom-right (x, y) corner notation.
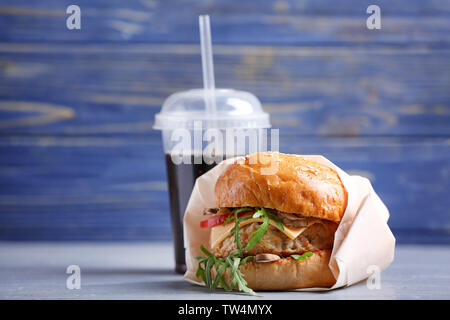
top-left (196, 152), bottom-right (348, 293)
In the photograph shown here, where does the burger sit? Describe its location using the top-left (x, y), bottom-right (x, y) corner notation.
top-left (196, 152), bottom-right (348, 292)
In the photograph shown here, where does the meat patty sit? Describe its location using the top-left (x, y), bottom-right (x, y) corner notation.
top-left (213, 220), bottom-right (338, 258)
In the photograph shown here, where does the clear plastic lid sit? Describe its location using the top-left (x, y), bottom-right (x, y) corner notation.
top-left (153, 88), bottom-right (271, 130)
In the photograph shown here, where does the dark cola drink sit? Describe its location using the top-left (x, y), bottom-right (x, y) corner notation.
top-left (154, 88), bottom-right (271, 274)
top-left (165, 153), bottom-right (220, 274)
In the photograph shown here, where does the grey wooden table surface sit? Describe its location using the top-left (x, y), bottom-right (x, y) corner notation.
top-left (0, 242), bottom-right (449, 300)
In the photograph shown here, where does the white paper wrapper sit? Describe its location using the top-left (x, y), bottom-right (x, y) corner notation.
top-left (183, 155), bottom-right (395, 291)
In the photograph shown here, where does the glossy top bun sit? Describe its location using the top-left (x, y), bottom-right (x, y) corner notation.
top-left (214, 152), bottom-right (347, 222)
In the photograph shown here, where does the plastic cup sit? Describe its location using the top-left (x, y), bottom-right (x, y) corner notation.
top-left (154, 88), bottom-right (270, 273)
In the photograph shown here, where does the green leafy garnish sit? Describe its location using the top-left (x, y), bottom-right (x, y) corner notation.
top-left (195, 245), bottom-right (258, 296)
top-left (226, 208), bottom-right (252, 256)
top-left (265, 208), bottom-right (284, 231)
top-left (291, 252), bottom-right (314, 260)
top-left (245, 211), bottom-right (269, 251)
top-left (195, 207), bottom-right (287, 296)
top-left (245, 207), bottom-right (284, 251)
top-left (233, 211), bottom-right (244, 256)
top-left (223, 216), bottom-right (234, 225)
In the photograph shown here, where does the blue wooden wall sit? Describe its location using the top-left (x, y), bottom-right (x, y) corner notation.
top-left (0, 0), bottom-right (449, 243)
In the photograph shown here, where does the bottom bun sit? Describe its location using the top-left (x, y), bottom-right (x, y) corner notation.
top-left (234, 250), bottom-right (335, 290)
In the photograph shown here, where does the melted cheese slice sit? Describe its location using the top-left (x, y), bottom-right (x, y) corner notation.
top-left (210, 215), bottom-right (312, 249)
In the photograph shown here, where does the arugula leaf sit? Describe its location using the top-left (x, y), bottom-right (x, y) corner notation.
top-left (291, 252), bottom-right (314, 261)
top-left (225, 208), bottom-right (253, 226)
top-left (225, 208), bottom-right (255, 256)
top-left (233, 211), bottom-right (244, 256)
top-left (195, 249), bottom-right (259, 296)
top-left (229, 256), bottom-right (259, 296)
top-left (265, 209), bottom-right (284, 231)
top-left (195, 209), bottom-right (261, 296)
top-left (212, 260), bottom-right (228, 290)
top-left (245, 207), bottom-right (286, 252)
top-left (195, 261), bottom-right (206, 283)
top-left (240, 255), bottom-right (254, 265)
top-left (252, 209), bottom-right (264, 219)
top-left (246, 207), bottom-right (287, 251)
top-left (200, 244), bottom-right (213, 257)
top-left (196, 207), bottom-right (288, 297)
top-left (245, 214), bottom-right (269, 251)
top-left (205, 256), bottom-right (214, 288)
top-left (223, 216), bottom-right (234, 225)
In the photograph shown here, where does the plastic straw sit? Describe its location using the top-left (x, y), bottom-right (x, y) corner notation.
top-left (199, 15), bottom-right (216, 114)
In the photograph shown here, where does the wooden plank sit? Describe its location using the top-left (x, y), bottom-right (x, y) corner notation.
top-left (0, 43), bottom-right (449, 136)
top-left (0, 134), bottom-right (448, 240)
top-left (0, 0), bottom-right (449, 44)
top-left (0, 0), bottom-right (448, 243)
